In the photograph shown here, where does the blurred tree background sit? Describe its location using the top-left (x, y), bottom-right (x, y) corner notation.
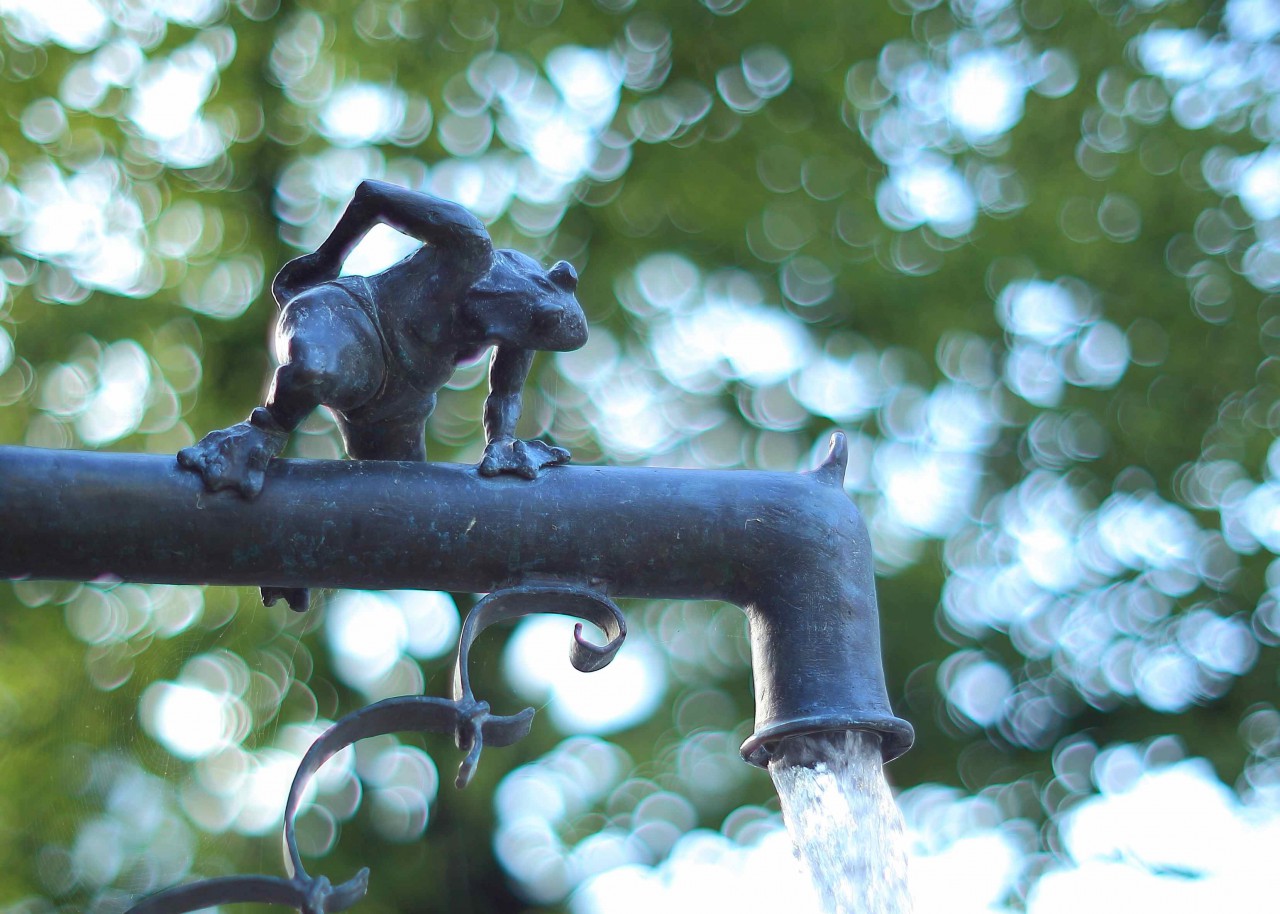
top-left (2, 0), bottom-right (1280, 911)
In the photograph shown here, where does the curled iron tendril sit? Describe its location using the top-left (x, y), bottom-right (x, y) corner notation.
top-left (125, 582), bottom-right (626, 914)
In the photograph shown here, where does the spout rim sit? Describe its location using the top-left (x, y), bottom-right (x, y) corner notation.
top-left (741, 716), bottom-right (914, 768)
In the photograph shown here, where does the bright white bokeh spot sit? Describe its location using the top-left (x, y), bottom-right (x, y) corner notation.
top-left (1017, 521), bottom-right (1077, 591)
top-left (326, 591), bottom-right (408, 688)
top-left (233, 749), bottom-right (300, 835)
top-left (1225, 0), bottom-right (1280, 43)
top-left (427, 156), bottom-right (518, 221)
top-left (875, 442), bottom-right (978, 536)
top-left (130, 47), bottom-right (217, 141)
top-left (1096, 493), bottom-right (1197, 572)
top-left (944, 656), bottom-right (1013, 726)
top-left (652, 298), bottom-right (812, 388)
top-left (163, 0), bottom-right (226, 27)
top-left (342, 223), bottom-right (424, 277)
top-left (1179, 609), bottom-right (1256, 676)
top-left (545, 46), bottom-right (622, 119)
top-left (1008, 477), bottom-right (1087, 592)
top-left (877, 156), bottom-right (977, 237)
top-left (0, 0), bottom-right (109, 51)
top-left (503, 615), bottom-right (666, 734)
top-left (1073, 321), bottom-right (1129, 388)
top-left (77, 340), bottom-right (151, 445)
top-left (1242, 481), bottom-right (1280, 551)
top-left (1237, 146), bottom-right (1280, 222)
top-left (127, 40), bottom-right (228, 167)
top-left (946, 51), bottom-right (1026, 141)
top-left (1133, 645), bottom-right (1200, 712)
top-left (997, 280), bottom-right (1085, 345)
top-left (20, 167), bottom-right (109, 259)
top-left (181, 255), bottom-right (264, 320)
top-left (527, 114), bottom-right (594, 179)
top-left (792, 353), bottom-right (883, 423)
top-left (1031, 758), bottom-right (1280, 913)
top-left (394, 590), bottom-right (461, 659)
top-left (1004, 342), bottom-right (1064, 406)
top-left (573, 830), bottom-right (820, 914)
top-left (634, 253), bottom-right (701, 314)
top-left (0, 327), bottom-right (12, 376)
top-left (141, 682), bottom-right (228, 760)
top-left (1136, 29), bottom-right (1213, 83)
top-left (320, 83), bottom-right (407, 147)
top-left (925, 383), bottom-right (998, 453)
top-left (910, 818), bottom-right (1022, 914)
top-left (454, 45), bottom-right (622, 206)
top-left (323, 589), bottom-right (457, 692)
top-left (587, 368), bottom-right (677, 456)
top-left (721, 306), bottom-right (812, 384)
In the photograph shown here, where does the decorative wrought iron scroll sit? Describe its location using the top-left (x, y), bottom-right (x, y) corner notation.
top-left (125, 582), bottom-right (626, 914)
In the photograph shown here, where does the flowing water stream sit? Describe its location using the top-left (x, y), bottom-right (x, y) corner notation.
top-left (769, 730), bottom-right (913, 914)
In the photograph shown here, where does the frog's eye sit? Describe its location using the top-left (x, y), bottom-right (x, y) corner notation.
top-left (548, 260), bottom-right (578, 291)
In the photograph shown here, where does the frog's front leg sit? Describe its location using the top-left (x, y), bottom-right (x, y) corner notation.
top-left (475, 346), bottom-right (570, 480)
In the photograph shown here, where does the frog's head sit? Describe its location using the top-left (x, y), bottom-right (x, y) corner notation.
top-left (472, 250), bottom-right (587, 351)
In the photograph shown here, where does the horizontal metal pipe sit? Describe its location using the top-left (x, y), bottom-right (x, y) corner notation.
top-left (0, 440), bottom-right (912, 764)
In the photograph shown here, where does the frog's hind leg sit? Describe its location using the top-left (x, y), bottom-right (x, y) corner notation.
top-left (258, 286), bottom-right (384, 614)
top-left (263, 405), bottom-right (433, 612)
top-left (264, 349), bottom-right (429, 614)
top-left (335, 396), bottom-right (434, 462)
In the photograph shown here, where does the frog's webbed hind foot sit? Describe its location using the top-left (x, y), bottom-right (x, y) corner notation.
top-left (177, 409), bottom-right (288, 499)
top-left (262, 587), bottom-right (310, 613)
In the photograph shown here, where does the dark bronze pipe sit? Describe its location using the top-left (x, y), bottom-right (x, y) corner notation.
top-left (0, 434), bottom-right (912, 765)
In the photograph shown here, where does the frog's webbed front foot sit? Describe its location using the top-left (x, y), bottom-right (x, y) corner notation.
top-left (178, 412), bottom-right (307, 612)
top-left (177, 409), bottom-right (289, 499)
top-left (478, 437), bottom-right (569, 480)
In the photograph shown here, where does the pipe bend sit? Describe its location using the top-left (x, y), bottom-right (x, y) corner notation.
top-left (728, 465), bottom-right (914, 767)
top-left (730, 470), bottom-right (873, 595)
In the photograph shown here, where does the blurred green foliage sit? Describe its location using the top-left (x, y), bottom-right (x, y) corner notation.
top-left (2, 0), bottom-right (1280, 911)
